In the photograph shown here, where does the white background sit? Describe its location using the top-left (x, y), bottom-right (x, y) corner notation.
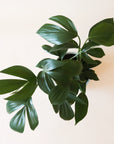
top-left (0, 0), bottom-right (114, 144)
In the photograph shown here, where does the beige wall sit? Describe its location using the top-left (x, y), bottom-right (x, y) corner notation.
top-left (0, 0), bottom-right (114, 144)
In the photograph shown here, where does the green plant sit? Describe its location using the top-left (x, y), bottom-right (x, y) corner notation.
top-left (0, 15), bottom-right (114, 133)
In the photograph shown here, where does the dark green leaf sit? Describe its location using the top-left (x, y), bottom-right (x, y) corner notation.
top-left (1, 65), bottom-right (36, 81)
top-left (50, 40), bottom-right (79, 53)
top-left (82, 52), bottom-right (97, 65)
top-left (59, 60), bottom-right (82, 77)
top-left (0, 66), bottom-right (37, 101)
top-left (49, 85), bottom-right (69, 105)
top-left (5, 81), bottom-right (37, 101)
top-left (37, 59), bottom-right (67, 83)
top-left (82, 40), bottom-right (99, 50)
top-left (89, 18), bottom-right (114, 46)
top-left (6, 100), bottom-right (25, 114)
top-left (42, 45), bottom-right (67, 60)
top-left (47, 70), bottom-right (68, 83)
top-left (84, 70), bottom-right (99, 81)
top-left (37, 71), bottom-right (55, 94)
top-left (37, 59), bottom-right (82, 81)
top-left (42, 44), bottom-right (66, 56)
top-left (37, 59), bottom-right (82, 84)
top-left (42, 40), bottom-right (78, 54)
top-left (0, 79), bottom-right (27, 94)
top-left (50, 15), bottom-right (77, 35)
top-left (26, 98), bottom-right (39, 130)
top-left (10, 107), bottom-right (25, 133)
top-left (48, 60), bottom-right (82, 83)
top-left (102, 18), bottom-right (114, 24)
top-left (36, 58), bottom-right (64, 71)
top-left (37, 24), bottom-right (76, 45)
top-left (52, 105), bottom-right (59, 113)
top-left (80, 68), bottom-right (99, 81)
top-left (78, 82), bottom-right (87, 93)
top-left (87, 48), bottom-right (105, 58)
top-left (59, 101), bottom-right (74, 120)
top-left (7, 98), bottom-right (39, 132)
top-left (88, 60), bottom-right (101, 68)
top-left (67, 93), bottom-right (77, 105)
top-left (69, 79), bottom-right (79, 95)
top-left (42, 45), bottom-right (52, 52)
top-left (79, 72), bottom-right (87, 81)
top-left (75, 93), bottom-right (88, 124)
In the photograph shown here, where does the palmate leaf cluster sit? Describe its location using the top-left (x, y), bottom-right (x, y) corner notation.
top-left (0, 15), bottom-right (114, 133)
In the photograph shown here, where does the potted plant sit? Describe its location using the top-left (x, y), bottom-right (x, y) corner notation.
top-left (0, 15), bottom-right (114, 133)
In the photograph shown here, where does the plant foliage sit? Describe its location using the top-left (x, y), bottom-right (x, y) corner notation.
top-left (0, 15), bottom-right (114, 133)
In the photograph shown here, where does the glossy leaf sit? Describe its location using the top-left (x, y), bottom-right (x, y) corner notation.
top-left (37, 59), bottom-right (82, 80)
top-left (47, 70), bottom-right (68, 83)
top-left (89, 18), bottom-right (114, 46)
top-left (82, 40), bottom-right (99, 50)
top-left (37, 71), bottom-right (55, 94)
top-left (37, 59), bottom-right (67, 83)
top-left (10, 107), bottom-right (25, 133)
top-left (42, 45), bottom-right (67, 59)
top-left (42, 45), bottom-right (52, 52)
top-left (50, 15), bottom-right (77, 35)
top-left (42, 40), bottom-right (78, 53)
top-left (47, 60), bottom-right (82, 83)
top-left (56, 60), bottom-right (82, 77)
top-left (5, 81), bottom-right (37, 101)
top-left (87, 48), bottom-right (105, 58)
top-left (1, 65), bottom-right (36, 81)
top-left (50, 40), bottom-right (79, 53)
top-left (102, 18), bottom-right (114, 24)
top-left (49, 85), bottom-right (69, 105)
top-left (75, 93), bottom-right (88, 124)
top-left (26, 98), bottom-right (39, 130)
top-left (7, 100), bottom-right (25, 114)
top-left (36, 58), bottom-right (64, 71)
top-left (7, 98), bottom-right (39, 132)
top-left (37, 59), bottom-right (82, 84)
top-left (0, 66), bottom-right (37, 101)
top-left (37, 24), bottom-right (76, 45)
top-left (0, 79), bottom-right (27, 94)
top-left (59, 101), bottom-right (74, 120)
top-left (82, 52), bottom-right (97, 65)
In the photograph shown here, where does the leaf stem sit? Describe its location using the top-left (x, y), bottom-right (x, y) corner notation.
top-left (82, 38), bottom-right (89, 49)
top-left (77, 35), bottom-right (81, 48)
top-left (70, 37), bottom-right (89, 61)
top-left (70, 51), bottom-right (82, 60)
top-left (77, 35), bottom-right (81, 61)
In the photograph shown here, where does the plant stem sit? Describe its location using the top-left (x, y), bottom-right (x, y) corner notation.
top-left (77, 35), bottom-right (81, 48)
top-left (70, 37), bottom-right (89, 61)
top-left (70, 51), bottom-right (82, 60)
top-left (77, 35), bottom-right (81, 61)
top-left (70, 35), bottom-right (82, 60)
top-left (82, 38), bottom-right (89, 49)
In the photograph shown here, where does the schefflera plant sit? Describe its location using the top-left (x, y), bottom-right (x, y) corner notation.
top-left (0, 15), bottom-right (114, 133)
